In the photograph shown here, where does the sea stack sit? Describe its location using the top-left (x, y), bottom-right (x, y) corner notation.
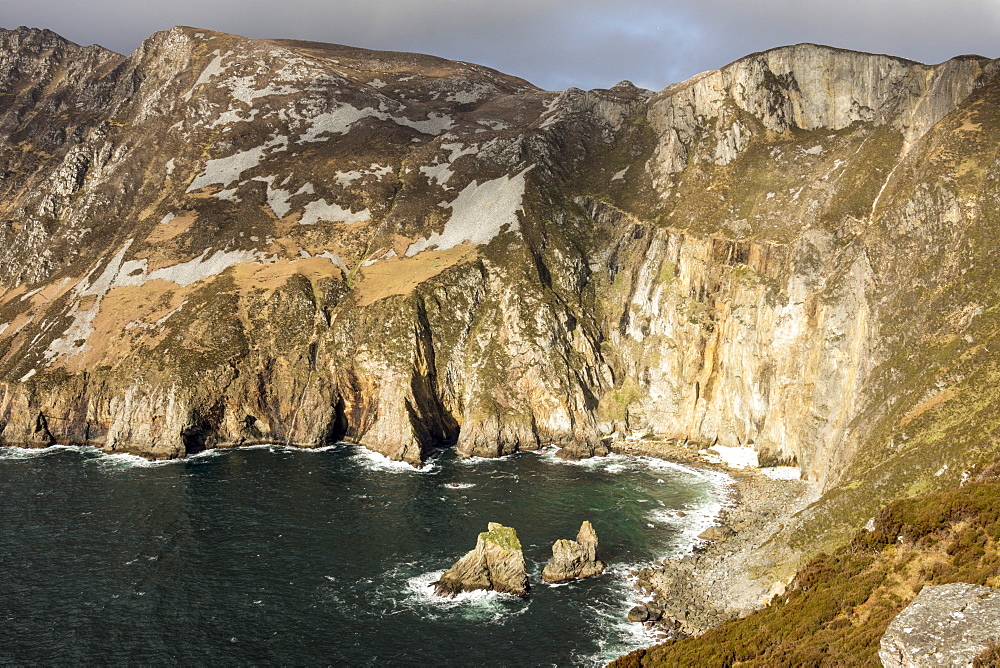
top-left (541, 521), bottom-right (607, 582)
top-left (433, 523), bottom-right (530, 598)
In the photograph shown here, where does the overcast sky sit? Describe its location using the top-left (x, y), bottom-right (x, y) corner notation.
top-left (1, 0), bottom-right (997, 91)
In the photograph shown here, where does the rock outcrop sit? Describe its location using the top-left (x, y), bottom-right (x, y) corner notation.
top-left (433, 523), bottom-right (529, 598)
top-left (541, 520), bottom-right (606, 582)
top-left (0, 26), bottom-right (998, 569)
top-left (879, 583), bottom-right (1000, 667)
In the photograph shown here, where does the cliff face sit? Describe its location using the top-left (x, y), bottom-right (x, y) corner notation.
top-left (0, 27), bottom-right (998, 531)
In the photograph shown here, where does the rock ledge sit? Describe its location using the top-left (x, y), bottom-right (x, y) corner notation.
top-left (879, 583), bottom-right (1000, 667)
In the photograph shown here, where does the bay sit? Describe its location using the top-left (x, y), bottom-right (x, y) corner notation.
top-left (0, 444), bottom-right (727, 666)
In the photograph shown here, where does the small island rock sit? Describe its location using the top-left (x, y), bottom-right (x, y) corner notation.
top-left (433, 523), bottom-right (529, 597)
top-left (542, 520), bottom-right (607, 582)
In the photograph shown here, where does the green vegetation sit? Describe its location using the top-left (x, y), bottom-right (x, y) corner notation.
top-left (612, 470), bottom-right (1000, 667)
top-left (482, 523), bottom-right (522, 551)
top-left (598, 378), bottom-right (642, 422)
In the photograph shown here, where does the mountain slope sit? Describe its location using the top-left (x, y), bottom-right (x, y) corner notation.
top-left (0, 27), bottom-right (998, 566)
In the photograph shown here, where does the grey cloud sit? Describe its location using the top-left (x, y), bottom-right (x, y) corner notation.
top-left (0, 0), bottom-right (996, 92)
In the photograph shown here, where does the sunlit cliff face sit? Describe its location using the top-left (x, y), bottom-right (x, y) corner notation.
top-left (0, 28), bottom-right (998, 550)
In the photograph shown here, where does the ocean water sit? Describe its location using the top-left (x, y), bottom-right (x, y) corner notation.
top-left (0, 444), bottom-right (728, 666)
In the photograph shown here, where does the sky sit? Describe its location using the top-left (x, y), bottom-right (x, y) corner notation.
top-left (1, 0), bottom-right (997, 91)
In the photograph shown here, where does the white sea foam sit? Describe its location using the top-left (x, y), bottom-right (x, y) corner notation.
top-left (348, 446), bottom-right (438, 473)
top-left (401, 569), bottom-right (527, 622)
top-left (535, 447), bottom-right (729, 484)
top-left (442, 482), bottom-right (475, 489)
top-left (86, 452), bottom-right (173, 470)
top-left (453, 451), bottom-right (520, 466)
top-left (0, 444), bottom-right (96, 459)
top-left (573, 562), bottom-right (668, 667)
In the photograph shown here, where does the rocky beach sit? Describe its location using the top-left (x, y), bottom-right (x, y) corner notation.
top-left (613, 439), bottom-right (819, 639)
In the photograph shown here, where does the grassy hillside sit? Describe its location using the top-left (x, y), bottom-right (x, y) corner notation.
top-left (611, 463), bottom-right (1000, 666)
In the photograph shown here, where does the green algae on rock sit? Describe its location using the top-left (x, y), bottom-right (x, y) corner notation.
top-left (433, 522), bottom-right (529, 597)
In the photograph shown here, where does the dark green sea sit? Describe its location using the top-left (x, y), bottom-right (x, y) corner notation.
top-left (0, 443), bottom-right (728, 666)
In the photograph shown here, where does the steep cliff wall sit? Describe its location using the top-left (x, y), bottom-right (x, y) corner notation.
top-left (0, 27), bottom-right (997, 530)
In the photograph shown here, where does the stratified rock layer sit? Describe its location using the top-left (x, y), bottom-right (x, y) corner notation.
top-left (879, 583), bottom-right (1000, 667)
top-left (433, 523), bottom-right (529, 597)
top-left (0, 26), bottom-right (999, 572)
top-left (542, 520), bottom-right (606, 582)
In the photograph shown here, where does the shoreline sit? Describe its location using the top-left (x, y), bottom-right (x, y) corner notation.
top-left (611, 439), bottom-right (820, 639)
top-left (5, 438), bottom-right (816, 650)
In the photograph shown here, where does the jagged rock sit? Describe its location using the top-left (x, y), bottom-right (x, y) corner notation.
top-left (541, 520), bottom-right (607, 582)
top-left (879, 583), bottom-right (1000, 667)
top-left (627, 604), bottom-right (654, 622)
top-left (433, 523), bottom-right (529, 598)
top-left (698, 525), bottom-right (733, 543)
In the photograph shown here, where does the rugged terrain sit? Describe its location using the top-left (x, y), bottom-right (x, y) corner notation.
top-left (0, 25), bottom-right (999, 586)
top-left (612, 463), bottom-right (1000, 666)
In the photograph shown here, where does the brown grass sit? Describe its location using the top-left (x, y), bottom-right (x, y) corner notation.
top-left (355, 244), bottom-right (477, 306)
top-left (144, 211), bottom-right (197, 245)
top-left (899, 388), bottom-right (958, 427)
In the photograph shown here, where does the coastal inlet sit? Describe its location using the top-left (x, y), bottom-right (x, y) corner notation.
top-left (0, 444), bottom-right (728, 666)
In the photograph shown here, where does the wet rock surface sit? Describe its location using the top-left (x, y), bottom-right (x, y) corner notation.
top-left (627, 466), bottom-right (818, 637)
top-left (879, 583), bottom-right (1000, 667)
top-left (541, 520), bottom-right (607, 582)
top-left (433, 523), bottom-right (529, 598)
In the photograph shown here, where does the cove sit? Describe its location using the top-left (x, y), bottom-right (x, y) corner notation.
top-left (0, 444), bottom-right (728, 666)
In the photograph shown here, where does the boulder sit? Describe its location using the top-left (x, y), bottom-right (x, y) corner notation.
top-left (433, 523), bottom-right (529, 597)
top-left (697, 525), bottom-right (733, 543)
top-left (879, 583), bottom-right (1000, 667)
top-left (542, 520), bottom-right (607, 582)
top-left (628, 605), bottom-right (652, 622)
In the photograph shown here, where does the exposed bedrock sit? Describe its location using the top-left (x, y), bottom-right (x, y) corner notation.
top-left (879, 583), bottom-right (1000, 667)
top-left (0, 25), bottom-right (997, 533)
top-left (433, 522), bottom-right (530, 598)
top-left (542, 520), bottom-right (607, 582)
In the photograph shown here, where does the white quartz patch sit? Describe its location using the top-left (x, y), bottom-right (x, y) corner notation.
top-left (145, 249), bottom-right (259, 287)
top-left (298, 104), bottom-right (454, 142)
top-left (252, 176), bottom-right (311, 219)
top-left (182, 50), bottom-right (227, 102)
top-left (299, 105), bottom-right (385, 142)
top-left (187, 137), bottom-right (288, 192)
top-left (316, 251), bottom-right (349, 271)
top-left (43, 240), bottom-right (263, 363)
top-left (419, 143), bottom-right (477, 188)
top-left (299, 199), bottom-right (371, 226)
top-left (444, 82), bottom-right (492, 104)
top-left (334, 164), bottom-right (393, 188)
top-left (405, 167), bottom-right (530, 257)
